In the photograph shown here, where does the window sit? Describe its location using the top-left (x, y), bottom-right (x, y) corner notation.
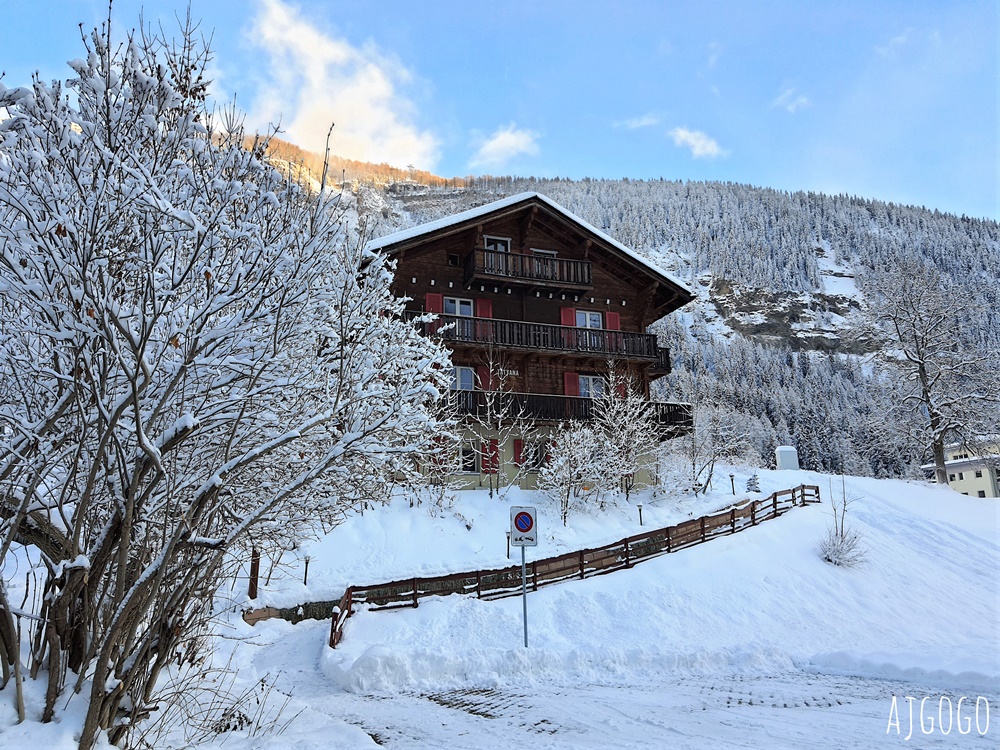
top-left (483, 236), bottom-right (511, 275)
top-left (958, 472), bottom-right (965, 481)
top-left (975, 470), bottom-right (983, 478)
top-left (522, 441), bottom-right (547, 472)
top-left (484, 236), bottom-right (510, 253)
top-left (444, 296), bottom-right (474, 317)
top-left (978, 490), bottom-right (987, 498)
top-left (448, 253), bottom-right (460, 267)
top-left (948, 474), bottom-right (956, 482)
top-left (575, 310), bottom-right (603, 329)
top-left (451, 366), bottom-right (476, 391)
top-left (579, 374), bottom-right (604, 398)
top-left (459, 443), bottom-right (478, 474)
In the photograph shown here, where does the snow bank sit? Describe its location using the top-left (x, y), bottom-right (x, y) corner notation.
top-left (296, 469), bottom-right (999, 693)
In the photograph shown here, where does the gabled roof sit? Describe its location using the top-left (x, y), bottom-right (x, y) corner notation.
top-left (368, 192), bottom-right (693, 315)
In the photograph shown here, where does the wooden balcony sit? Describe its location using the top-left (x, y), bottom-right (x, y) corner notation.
top-left (649, 347), bottom-right (672, 377)
top-left (450, 391), bottom-right (692, 436)
top-left (464, 249), bottom-right (592, 290)
top-left (417, 314), bottom-right (662, 362)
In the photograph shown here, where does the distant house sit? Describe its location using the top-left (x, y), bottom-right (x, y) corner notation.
top-left (921, 443), bottom-right (1000, 498)
top-left (367, 192), bottom-right (694, 488)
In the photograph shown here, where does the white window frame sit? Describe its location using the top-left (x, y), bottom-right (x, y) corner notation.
top-left (451, 366), bottom-right (476, 391)
top-left (483, 235), bottom-right (511, 253)
top-left (444, 296), bottom-right (475, 317)
top-left (522, 441), bottom-right (547, 472)
top-left (459, 443), bottom-right (479, 474)
top-left (579, 374), bottom-right (604, 398)
top-left (576, 310), bottom-right (603, 329)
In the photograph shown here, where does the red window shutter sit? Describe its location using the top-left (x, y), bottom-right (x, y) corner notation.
top-left (425, 293), bottom-right (444, 313)
top-left (563, 371), bottom-right (579, 397)
top-left (514, 439), bottom-right (524, 466)
top-left (477, 365), bottom-right (492, 391)
top-left (482, 439), bottom-right (499, 473)
top-left (475, 298), bottom-right (493, 318)
top-left (616, 379), bottom-right (627, 398)
top-left (560, 307), bottom-right (576, 326)
top-left (605, 312), bottom-right (620, 330)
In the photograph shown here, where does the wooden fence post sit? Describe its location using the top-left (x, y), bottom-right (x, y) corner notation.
top-left (248, 547), bottom-right (260, 600)
top-left (730, 508), bottom-right (736, 533)
top-left (700, 516), bottom-right (706, 542)
top-left (666, 526), bottom-right (672, 553)
top-left (751, 502), bottom-right (756, 525)
top-left (772, 493), bottom-right (778, 516)
top-left (412, 578), bottom-right (418, 608)
top-left (624, 539), bottom-right (631, 568)
top-left (579, 550), bottom-right (586, 579)
top-left (532, 561), bottom-right (538, 591)
top-left (476, 570), bottom-right (482, 598)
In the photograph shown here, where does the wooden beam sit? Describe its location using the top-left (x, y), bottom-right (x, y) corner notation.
top-left (639, 282), bottom-right (659, 328)
top-left (518, 206), bottom-right (538, 251)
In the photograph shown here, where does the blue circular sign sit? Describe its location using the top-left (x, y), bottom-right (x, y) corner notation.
top-left (514, 512), bottom-right (534, 533)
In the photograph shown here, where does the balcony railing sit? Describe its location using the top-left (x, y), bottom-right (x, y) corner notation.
top-left (464, 249), bottom-right (592, 289)
top-left (417, 314), bottom-right (661, 361)
top-left (450, 390), bottom-right (692, 434)
top-left (651, 346), bottom-right (672, 375)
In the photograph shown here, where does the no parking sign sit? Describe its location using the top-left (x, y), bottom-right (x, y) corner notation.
top-left (510, 506), bottom-right (538, 547)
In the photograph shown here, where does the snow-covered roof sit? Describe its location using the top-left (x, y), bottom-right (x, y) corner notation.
top-left (366, 191), bottom-right (690, 295)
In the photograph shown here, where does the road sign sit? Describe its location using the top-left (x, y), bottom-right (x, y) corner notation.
top-left (510, 506), bottom-right (537, 547)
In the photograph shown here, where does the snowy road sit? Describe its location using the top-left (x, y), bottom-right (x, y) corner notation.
top-left (250, 620), bottom-right (997, 750)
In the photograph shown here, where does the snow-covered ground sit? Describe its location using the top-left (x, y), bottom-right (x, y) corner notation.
top-left (3, 468), bottom-right (998, 748)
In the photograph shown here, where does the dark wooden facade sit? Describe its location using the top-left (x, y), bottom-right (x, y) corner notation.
top-left (371, 193), bottom-right (693, 432)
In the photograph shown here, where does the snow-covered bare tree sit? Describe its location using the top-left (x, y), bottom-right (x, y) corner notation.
top-left (591, 362), bottom-right (658, 502)
top-left (0, 20), bottom-right (449, 750)
top-left (536, 424), bottom-right (607, 525)
top-left (465, 345), bottom-right (535, 497)
top-left (858, 261), bottom-right (1000, 485)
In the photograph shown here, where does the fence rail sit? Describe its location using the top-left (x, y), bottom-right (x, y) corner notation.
top-left (241, 485), bottom-right (821, 648)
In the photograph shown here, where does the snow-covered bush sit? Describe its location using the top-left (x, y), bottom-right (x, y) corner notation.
top-left (819, 482), bottom-right (867, 568)
top-left (0, 19), bottom-right (449, 749)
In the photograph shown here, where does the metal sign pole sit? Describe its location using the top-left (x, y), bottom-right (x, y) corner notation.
top-left (509, 506), bottom-right (537, 650)
top-left (520, 545), bottom-right (528, 648)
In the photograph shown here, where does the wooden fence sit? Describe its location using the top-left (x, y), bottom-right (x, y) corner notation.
top-left (241, 485), bottom-right (820, 648)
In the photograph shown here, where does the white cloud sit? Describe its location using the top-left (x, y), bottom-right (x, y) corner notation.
top-left (667, 127), bottom-right (725, 158)
top-left (468, 124), bottom-right (539, 171)
top-left (771, 87), bottom-right (811, 113)
top-left (615, 113), bottom-right (661, 130)
top-left (876, 28), bottom-right (913, 57)
top-left (707, 42), bottom-right (722, 69)
top-left (246, 0), bottom-right (438, 169)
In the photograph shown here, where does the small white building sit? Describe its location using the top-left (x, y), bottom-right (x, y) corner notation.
top-left (921, 443), bottom-right (1000, 498)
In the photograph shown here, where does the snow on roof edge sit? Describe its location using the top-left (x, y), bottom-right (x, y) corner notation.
top-left (366, 191), bottom-right (691, 295)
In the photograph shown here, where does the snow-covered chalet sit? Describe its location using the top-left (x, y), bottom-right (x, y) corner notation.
top-left (368, 192), bottom-right (694, 488)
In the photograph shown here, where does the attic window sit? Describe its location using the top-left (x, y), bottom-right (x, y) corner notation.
top-left (448, 253), bottom-right (460, 267)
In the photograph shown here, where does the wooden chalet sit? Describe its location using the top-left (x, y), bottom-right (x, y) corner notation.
top-left (368, 192), bottom-right (694, 484)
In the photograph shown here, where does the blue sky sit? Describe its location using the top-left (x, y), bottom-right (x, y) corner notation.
top-left (3, 1), bottom-right (997, 219)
